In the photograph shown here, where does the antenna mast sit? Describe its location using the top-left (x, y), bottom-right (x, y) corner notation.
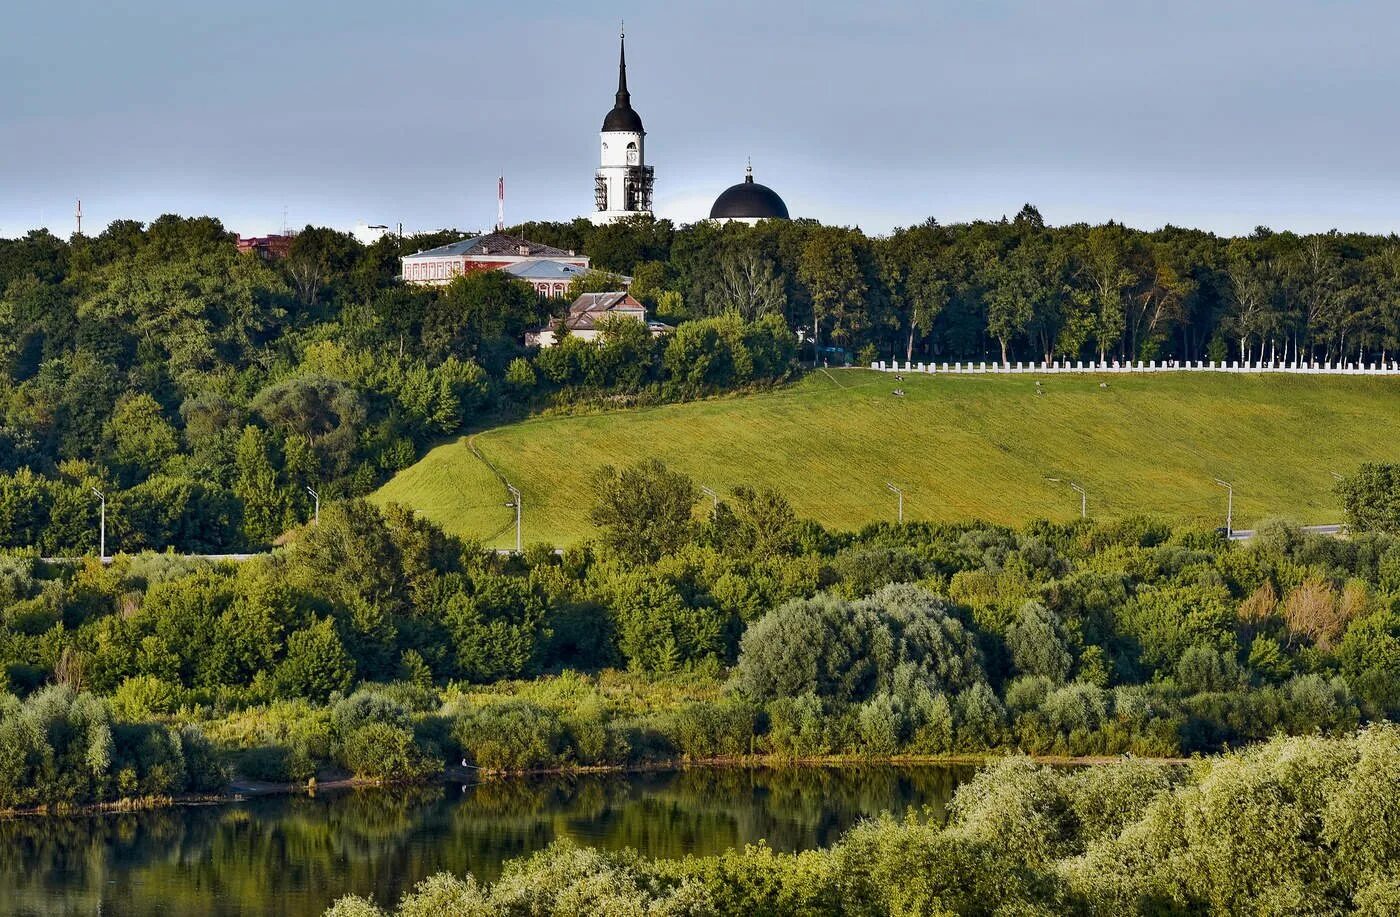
top-left (75, 199), bottom-right (82, 236)
top-left (497, 176), bottom-right (505, 232)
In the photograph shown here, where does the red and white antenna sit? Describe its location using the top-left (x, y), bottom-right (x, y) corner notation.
top-left (496, 176), bottom-right (505, 232)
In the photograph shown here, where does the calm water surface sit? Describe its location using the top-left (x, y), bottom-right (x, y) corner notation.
top-left (0, 765), bottom-right (974, 917)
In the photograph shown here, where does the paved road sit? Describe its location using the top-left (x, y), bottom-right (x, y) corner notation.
top-left (33, 527), bottom-right (1346, 563)
top-left (41, 549), bottom-right (543, 564)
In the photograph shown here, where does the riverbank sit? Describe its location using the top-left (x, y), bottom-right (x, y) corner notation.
top-left (0, 751), bottom-right (1191, 820)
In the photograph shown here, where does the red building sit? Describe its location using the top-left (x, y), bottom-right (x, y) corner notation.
top-left (236, 234), bottom-right (294, 259)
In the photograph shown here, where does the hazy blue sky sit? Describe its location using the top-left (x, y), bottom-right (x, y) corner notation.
top-left (5, 0), bottom-right (1400, 239)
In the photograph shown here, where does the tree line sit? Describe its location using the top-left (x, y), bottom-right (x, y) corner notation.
top-left (0, 218), bottom-right (793, 554)
top-left (512, 207), bottom-right (1400, 367)
top-left (6, 209), bottom-right (1400, 555)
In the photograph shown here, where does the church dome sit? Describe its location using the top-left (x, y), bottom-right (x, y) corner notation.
top-left (603, 104), bottom-right (644, 134)
top-left (710, 166), bottom-right (790, 221)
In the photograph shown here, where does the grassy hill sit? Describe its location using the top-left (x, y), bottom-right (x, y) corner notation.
top-left (372, 370), bottom-right (1400, 547)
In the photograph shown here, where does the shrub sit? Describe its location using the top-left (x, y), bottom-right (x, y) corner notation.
top-left (1004, 601), bottom-right (1073, 683)
top-left (765, 693), bottom-right (828, 758)
top-left (338, 722), bottom-right (436, 781)
top-left (1175, 644), bottom-right (1244, 693)
top-left (856, 693), bottom-right (907, 756)
top-left (274, 618), bottom-right (356, 701)
top-left (331, 688), bottom-right (412, 736)
top-left (733, 584), bottom-right (984, 706)
top-left (236, 745), bottom-right (302, 783)
top-left (670, 699), bottom-right (757, 759)
top-left (453, 701), bottom-right (568, 771)
top-left (110, 675), bottom-right (181, 720)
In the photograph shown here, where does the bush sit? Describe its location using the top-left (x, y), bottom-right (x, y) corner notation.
top-left (765, 693), bottom-right (828, 757)
top-left (453, 701), bottom-right (568, 771)
top-left (669, 699), bottom-right (757, 759)
top-left (110, 675), bottom-right (181, 720)
top-left (338, 722), bottom-right (436, 781)
top-left (331, 688), bottom-right (412, 736)
top-left (856, 693), bottom-right (907, 756)
top-left (733, 584), bottom-right (984, 706)
top-left (236, 745), bottom-right (302, 783)
top-left (1004, 601), bottom-right (1073, 683)
top-left (274, 618), bottom-right (356, 701)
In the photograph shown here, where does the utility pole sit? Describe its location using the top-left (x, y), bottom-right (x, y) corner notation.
top-left (1213, 479), bottom-right (1233, 538)
top-left (306, 486), bottom-right (320, 526)
top-left (699, 485), bottom-right (719, 514)
top-left (91, 488), bottom-right (105, 561)
top-left (1046, 478), bottom-right (1087, 520)
top-left (505, 484), bottom-right (522, 553)
top-left (885, 482), bottom-right (904, 524)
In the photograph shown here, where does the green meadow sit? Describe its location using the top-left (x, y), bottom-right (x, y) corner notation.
top-left (372, 370), bottom-right (1400, 547)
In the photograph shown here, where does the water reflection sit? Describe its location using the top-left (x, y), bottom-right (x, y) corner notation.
top-left (0, 764), bottom-right (973, 917)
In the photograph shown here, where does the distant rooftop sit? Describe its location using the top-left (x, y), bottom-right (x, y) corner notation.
top-left (405, 232), bottom-right (577, 260)
top-left (504, 259), bottom-right (591, 280)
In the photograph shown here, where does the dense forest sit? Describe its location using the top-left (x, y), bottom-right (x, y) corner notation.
top-left (6, 210), bottom-right (1400, 554)
top-left (3, 463), bottom-right (1399, 808)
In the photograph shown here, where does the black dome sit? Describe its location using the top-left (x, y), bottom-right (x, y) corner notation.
top-left (710, 170), bottom-right (790, 221)
top-left (603, 105), bottom-right (644, 133)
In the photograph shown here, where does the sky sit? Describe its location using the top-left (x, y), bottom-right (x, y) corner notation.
top-left (4, 0), bottom-right (1400, 240)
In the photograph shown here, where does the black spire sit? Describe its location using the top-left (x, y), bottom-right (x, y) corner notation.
top-left (616, 29), bottom-right (629, 105)
top-left (602, 27), bottom-right (644, 133)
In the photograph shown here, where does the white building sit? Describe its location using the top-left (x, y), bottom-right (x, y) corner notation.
top-left (590, 31), bottom-right (654, 225)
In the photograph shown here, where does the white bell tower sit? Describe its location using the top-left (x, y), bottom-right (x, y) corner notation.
top-left (591, 27), bottom-right (654, 224)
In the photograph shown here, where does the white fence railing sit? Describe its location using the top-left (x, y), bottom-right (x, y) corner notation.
top-left (869, 359), bottom-right (1400, 376)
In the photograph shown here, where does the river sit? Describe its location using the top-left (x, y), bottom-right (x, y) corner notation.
top-left (0, 764), bottom-right (975, 916)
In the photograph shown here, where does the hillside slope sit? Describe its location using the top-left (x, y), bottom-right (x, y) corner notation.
top-left (372, 370), bottom-right (1400, 546)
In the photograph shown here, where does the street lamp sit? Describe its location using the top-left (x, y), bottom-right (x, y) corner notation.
top-left (885, 482), bottom-right (905, 524)
top-left (91, 488), bottom-right (106, 561)
top-left (306, 486), bottom-right (320, 526)
top-left (1046, 478), bottom-right (1087, 519)
top-left (1213, 479), bottom-right (1233, 538)
top-left (504, 484), bottom-right (522, 553)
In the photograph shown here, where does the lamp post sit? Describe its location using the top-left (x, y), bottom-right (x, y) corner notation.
top-left (91, 488), bottom-right (106, 561)
top-left (1046, 478), bottom-right (1087, 519)
top-left (505, 484), bottom-right (522, 553)
top-left (1213, 479), bottom-right (1233, 538)
top-left (885, 482), bottom-right (905, 524)
top-left (306, 486), bottom-right (320, 526)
